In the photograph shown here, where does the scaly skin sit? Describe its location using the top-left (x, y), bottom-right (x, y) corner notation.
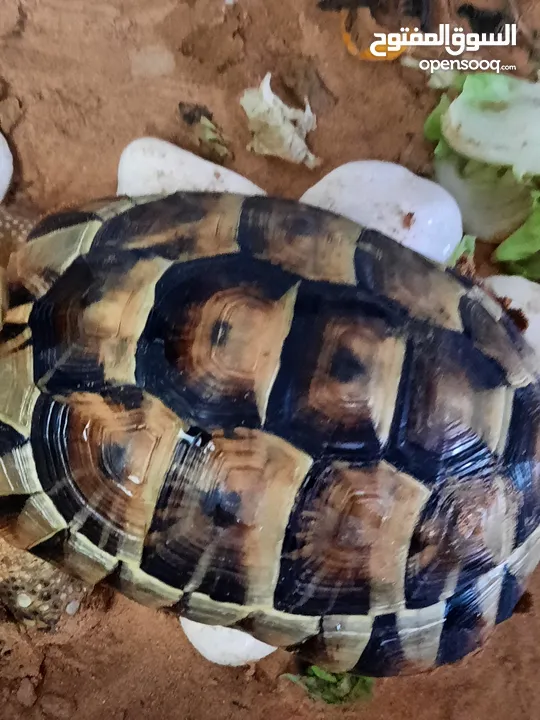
top-left (0, 204), bottom-right (90, 629)
top-left (0, 537), bottom-right (89, 629)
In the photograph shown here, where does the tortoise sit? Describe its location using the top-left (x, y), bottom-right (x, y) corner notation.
top-left (0, 190), bottom-right (539, 677)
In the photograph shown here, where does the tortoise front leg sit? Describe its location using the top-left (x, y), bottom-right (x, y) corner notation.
top-left (0, 538), bottom-right (89, 629)
top-left (0, 203), bottom-right (90, 629)
top-left (0, 203), bottom-right (35, 268)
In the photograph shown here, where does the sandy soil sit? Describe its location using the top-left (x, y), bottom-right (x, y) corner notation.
top-left (1, 575), bottom-right (540, 720)
top-left (1, 0), bottom-right (540, 718)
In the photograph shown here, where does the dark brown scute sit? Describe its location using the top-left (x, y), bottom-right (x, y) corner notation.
top-left (265, 280), bottom-right (405, 459)
top-left (0, 422), bottom-right (26, 456)
top-left (141, 427), bottom-right (310, 605)
top-left (27, 210), bottom-right (101, 242)
top-left (88, 192), bottom-right (242, 264)
top-left (274, 459), bottom-right (428, 616)
top-left (355, 229), bottom-right (466, 332)
top-left (236, 195), bottom-right (360, 285)
top-left (405, 474), bottom-right (518, 609)
top-left (459, 293), bottom-right (536, 387)
top-left (502, 384), bottom-right (540, 547)
top-left (385, 321), bottom-right (506, 486)
top-left (136, 254), bottom-right (298, 431)
top-left (30, 387), bottom-right (182, 560)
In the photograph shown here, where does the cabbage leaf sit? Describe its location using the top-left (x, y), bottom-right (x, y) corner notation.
top-left (424, 72), bottom-right (540, 279)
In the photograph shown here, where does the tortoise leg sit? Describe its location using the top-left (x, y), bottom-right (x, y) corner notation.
top-left (0, 203), bottom-right (90, 629)
top-left (0, 538), bottom-right (89, 630)
top-left (0, 203), bottom-right (36, 268)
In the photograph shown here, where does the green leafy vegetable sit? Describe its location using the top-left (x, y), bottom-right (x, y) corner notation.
top-left (283, 665), bottom-right (374, 705)
top-left (457, 72), bottom-right (514, 107)
top-left (423, 72), bottom-right (540, 279)
top-left (434, 154), bottom-right (533, 242)
top-left (441, 72), bottom-right (540, 175)
top-left (494, 193), bottom-right (540, 278)
top-left (448, 234), bottom-right (476, 267)
top-left (177, 103), bottom-right (232, 165)
top-left (240, 72), bottom-right (321, 169)
top-left (424, 95), bottom-right (449, 142)
top-left (308, 665), bottom-right (338, 683)
top-left (424, 95), bottom-right (452, 159)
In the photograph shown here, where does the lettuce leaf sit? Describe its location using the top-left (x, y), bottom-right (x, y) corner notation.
top-left (441, 73), bottom-right (540, 177)
top-left (494, 192), bottom-right (540, 278)
top-left (240, 72), bottom-right (321, 169)
top-left (423, 72), bottom-right (540, 279)
top-left (424, 94), bottom-right (452, 158)
top-left (434, 155), bottom-right (533, 242)
top-left (448, 234), bottom-right (476, 267)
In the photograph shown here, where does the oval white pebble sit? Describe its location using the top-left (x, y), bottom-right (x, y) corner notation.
top-left (16, 592), bottom-right (33, 609)
top-left (483, 274), bottom-right (540, 358)
top-left (65, 600), bottom-right (81, 616)
top-left (180, 617), bottom-right (276, 666)
top-left (300, 160), bottom-right (463, 264)
top-left (117, 137), bottom-right (266, 198)
top-left (0, 131), bottom-right (13, 203)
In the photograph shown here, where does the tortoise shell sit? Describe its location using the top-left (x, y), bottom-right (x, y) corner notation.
top-left (1, 191), bottom-right (539, 677)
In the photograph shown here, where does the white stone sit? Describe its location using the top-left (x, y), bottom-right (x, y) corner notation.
top-left (16, 592), bottom-right (33, 608)
top-left (180, 618), bottom-right (276, 666)
top-left (65, 600), bottom-right (81, 615)
top-left (483, 274), bottom-right (540, 358)
top-left (0, 131), bottom-right (13, 202)
top-left (117, 137), bottom-right (266, 198)
top-left (116, 143), bottom-right (463, 268)
top-left (300, 160), bottom-right (463, 264)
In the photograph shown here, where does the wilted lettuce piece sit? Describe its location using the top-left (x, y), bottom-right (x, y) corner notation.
top-left (424, 94), bottom-right (453, 159)
top-left (424, 86), bottom-right (533, 242)
top-left (495, 193), bottom-right (540, 276)
top-left (456, 72), bottom-right (514, 105)
top-left (422, 72), bottom-right (540, 278)
top-left (195, 116), bottom-right (232, 165)
top-left (448, 234), bottom-right (476, 266)
top-left (434, 155), bottom-right (533, 242)
top-left (240, 72), bottom-right (321, 169)
top-left (424, 94), bottom-right (450, 143)
top-left (177, 103), bottom-right (232, 166)
top-left (441, 73), bottom-right (540, 177)
top-left (283, 665), bottom-right (374, 705)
